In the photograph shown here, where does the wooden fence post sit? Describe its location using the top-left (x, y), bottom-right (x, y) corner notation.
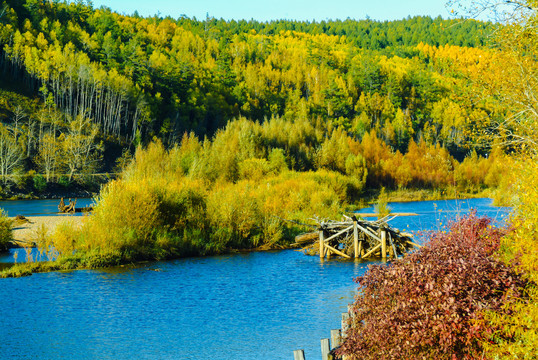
top-left (319, 229), bottom-right (325, 259)
top-left (341, 312), bottom-right (350, 336)
top-left (381, 228), bottom-right (387, 259)
top-left (353, 220), bottom-right (359, 259)
top-left (293, 349), bottom-right (306, 360)
top-left (331, 329), bottom-right (342, 348)
top-left (321, 338), bottom-right (331, 360)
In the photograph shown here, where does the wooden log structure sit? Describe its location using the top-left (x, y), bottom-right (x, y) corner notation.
top-left (298, 214), bottom-right (420, 260)
top-left (58, 198), bottom-right (93, 214)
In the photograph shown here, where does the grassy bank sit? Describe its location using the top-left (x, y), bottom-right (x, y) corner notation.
top-left (0, 210), bottom-right (11, 253)
top-left (1, 140), bottom-right (356, 277)
top-left (0, 126), bottom-right (509, 278)
top-left (370, 187), bottom-right (494, 204)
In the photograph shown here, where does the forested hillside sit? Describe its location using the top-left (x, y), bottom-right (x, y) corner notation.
top-left (0, 0), bottom-right (508, 197)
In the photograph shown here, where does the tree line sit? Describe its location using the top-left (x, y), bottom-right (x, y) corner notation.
top-left (0, 0), bottom-right (509, 194)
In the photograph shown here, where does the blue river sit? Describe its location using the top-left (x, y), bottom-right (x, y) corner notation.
top-left (0, 198), bottom-right (95, 217)
top-left (0, 198), bottom-right (510, 360)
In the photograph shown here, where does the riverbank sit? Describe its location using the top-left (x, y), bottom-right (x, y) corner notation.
top-left (10, 216), bottom-right (85, 248)
top-left (1, 189), bottom-right (98, 201)
top-left (0, 191), bottom-right (504, 280)
top-left (374, 187), bottom-right (494, 204)
top-left (0, 178), bottom-right (102, 201)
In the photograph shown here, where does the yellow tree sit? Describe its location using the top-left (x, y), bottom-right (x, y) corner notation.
top-left (35, 131), bottom-right (63, 182)
top-left (448, 0), bottom-right (538, 152)
top-left (447, 1), bottom-right (538, 357)
top-left (62, 114), bottom-right (102, 182)
top-left (0, 123), bottom-right (23, 184)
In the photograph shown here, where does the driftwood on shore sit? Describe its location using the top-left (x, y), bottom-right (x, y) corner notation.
top-left (296, 214), bottom-right (421, 260)
top-left (58, 197), bottom-right (77, 213)
top-left (57, 198), bottom-right (92, 213)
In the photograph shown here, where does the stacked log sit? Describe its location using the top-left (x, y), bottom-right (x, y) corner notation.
top-left (297, 214), bottom-right (420, 260)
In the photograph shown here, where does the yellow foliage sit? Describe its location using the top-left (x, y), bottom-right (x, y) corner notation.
top-left (81, 179), bottom-right (162, 253)
top-left (49, 221), bottom-right (82, 257)
top-left (482, 156), bottom-right (538, 358)
top-left (206, 180), bottom-right (262, 247)
top-left (238, 158), bottom-right (271, 181)
top-left (0, 209), bottom-right (12, 251)
top-left (454, 147), bottom-right (510, 194)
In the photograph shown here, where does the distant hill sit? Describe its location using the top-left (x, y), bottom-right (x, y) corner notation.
top-left (0, 0), bottom-right (504, 189)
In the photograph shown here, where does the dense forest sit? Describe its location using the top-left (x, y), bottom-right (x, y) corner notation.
top-left (0, 0), bottom-right (510, 197)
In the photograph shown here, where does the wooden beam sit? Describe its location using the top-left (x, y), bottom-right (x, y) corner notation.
top-left (361, 243), bottom-right (381, 259)
top-left (381, 229), bottom-right (387, 259)
top-left (293, 350), bottom-right (305, 360)
top-left (355, 222), bottom-right (383, 243)
top-left (324, 243), bottom-right (351, 259)
top-left (353, 221), bottom-right (359, 259)
top-left (406, 240), bottom-right (422, 248)
top-left (319, 230), bottom-right (325, 259)
top-left (389, 233), bottom-right (398, 259)
top-left (323, 225), bottom-right (354, 243)
top-left (375, 214), bottom-right (392, 223)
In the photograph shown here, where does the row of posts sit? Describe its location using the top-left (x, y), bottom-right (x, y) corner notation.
top-left (319, 219), bottom-right (388, 260)
top-left (293, 306), bottom-right (352, 360)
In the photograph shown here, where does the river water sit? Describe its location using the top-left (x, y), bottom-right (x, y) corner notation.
top-left (0, 198), bottom-right (510, 360)
top-left (0, 198), bottom-right (94, 217)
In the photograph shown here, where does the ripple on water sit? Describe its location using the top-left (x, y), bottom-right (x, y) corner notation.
top-left (0, 198), bottom-right (509, 360)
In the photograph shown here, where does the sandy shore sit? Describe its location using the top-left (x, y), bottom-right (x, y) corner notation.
top-left (10, 216), bottom-right (85, 247)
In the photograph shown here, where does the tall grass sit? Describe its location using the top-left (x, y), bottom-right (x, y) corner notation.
top-left (0, 209), bottom-right (12, 252)
top-left (9, 139), bottom-right (355, 275)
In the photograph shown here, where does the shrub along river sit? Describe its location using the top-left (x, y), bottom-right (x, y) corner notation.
top-left (0, 198), bottom-right (509, 360)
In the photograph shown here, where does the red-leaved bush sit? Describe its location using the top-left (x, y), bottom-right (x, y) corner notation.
top-left (336, 212), bottom-right (528, 360)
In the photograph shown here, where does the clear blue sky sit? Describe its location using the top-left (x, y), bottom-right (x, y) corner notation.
top-left (90, 0), bottom-right (451, 22)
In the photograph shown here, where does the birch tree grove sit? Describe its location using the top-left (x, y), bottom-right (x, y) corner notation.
top-left (0, 123), bottom-right (23, 183)
top-left (36, 131), bottom-right (61, 182)
top-left (2, 40), bottom-right (141, 141)
top-left (62, 114), bottom-right (102, 181)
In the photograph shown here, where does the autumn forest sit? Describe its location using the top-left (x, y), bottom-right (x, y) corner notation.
top-left (2, 0), bottom-right (538, 358)
top-left (0, 0), bottom-right (510, 197)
